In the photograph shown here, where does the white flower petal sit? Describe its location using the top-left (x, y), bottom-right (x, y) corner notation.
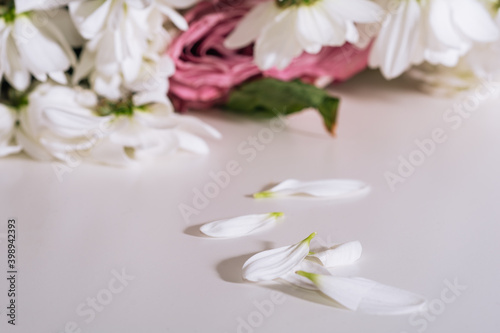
top-left (4, 31), bottom-right (31, 91)
top-left (156, 4), bottom-right (189, 31)
top-left (88, 137), bottom-right (133, 166)
top-left (49, 8), bottom-right (85, 47)
top-left (73, 47), bottom-right (96, 84)
top-left (242, 232), bottom-right (317, 282)
top-left (13, 15), bottom-right (74, 77)
top-left (200, 212), bottom-right (284, 238)
top-left (0, 145), bottom-right (22, 157)
top-left (427, 0), bottom-right (466, 51)
top-left (255, 9), bottom-right (303, 70)
top-left (369, 0), bottom-right (423, 79)
top-left (296, 272), bottom-right (427, 314)
top-left (310, 241), bottom-right (362, 267)
top-left (170, 114), bottom-right (222, 140)
top-left (325, 0), bottom-right (383, 23)
top-left (224, 2), bottom-right (280, 50)
top-left (69, 0), bottom-right (113, 39)
top-left (296, 4), bottom-right (345, 50)
top-left (173, 130), bottom-right (210, 155)
top-left (253, 179), bottom-right (370, 198)
top-left (452, 0), bottom-right (499, 43)
top-left (15, 128), bottom-right (53, 161)
top-left (132, 130), bottom-right (177, 160)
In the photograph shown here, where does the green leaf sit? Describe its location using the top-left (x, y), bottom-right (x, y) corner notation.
top-left (224, 78), bottom-right (340, 134)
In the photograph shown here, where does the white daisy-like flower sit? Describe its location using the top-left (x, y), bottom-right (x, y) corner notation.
top-left (0, 7), bottom-right (76, 91)
top-left (70, 1), bottom-right (153, 99)
top-left (0, 102), bottom-right (21, 157)
top-left (98, 91), bottom-right (221, 164)
top-left (370, 0), bottom-right (500, 79)
top-left (253, 179), bottom-right (370, 199)
top-left (71, 0), bottom-right (190, 100)
top-left (224, 0), bottom-right (383, 70)
top-left (16, 83), bottom-right (109, 162)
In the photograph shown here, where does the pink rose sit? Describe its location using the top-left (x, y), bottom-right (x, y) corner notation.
top-left (168, 1), bottom-right (260, 111)
top-left (168, 0), bottom-right (371, 111)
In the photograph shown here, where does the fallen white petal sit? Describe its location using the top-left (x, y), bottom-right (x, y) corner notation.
top-left (200, 212), bottom-right (284, 238)
top-left (310, 241), bottom-right (362, 268)
top-left (253, 179), bottom-right (370, 198)
top-left (242, 232), bottom-right (317, 282)
top-left (296, 272), bottom-right (426, 315)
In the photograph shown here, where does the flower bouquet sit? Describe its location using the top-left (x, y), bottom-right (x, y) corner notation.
top-left (1, 0), bottom-right (499, 166)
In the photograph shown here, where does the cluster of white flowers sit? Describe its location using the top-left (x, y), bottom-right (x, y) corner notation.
top-left (2, 0), bottom-right (500, 165)
top-left (0, 0), bottom-right (219, 165)
top-left (227, 0), bottom-right (500, 80)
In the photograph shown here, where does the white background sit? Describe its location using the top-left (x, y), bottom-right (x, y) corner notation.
top-left (1, 71), bottom-right (499, 333)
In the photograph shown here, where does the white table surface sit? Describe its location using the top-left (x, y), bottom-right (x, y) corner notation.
top-left (1, 71), bottom-right (500, 333)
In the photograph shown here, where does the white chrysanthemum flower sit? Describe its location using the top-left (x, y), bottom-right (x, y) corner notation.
top-left (71, 0), bottom-right (189, 100)
top-left (200, 212), bottom-right (284, 238)
top-left (16, 83), bottom-right (109, 162)
top-left (70, 1), bottom-right (153, 99)
top-left (253, 179), bottom-right (370, 198)
top-left (224, 0), bottom-right (383, 70)
top-left (98, 92), bottom-right (221, 164)
top-left (0, 102), bottom-right (21, 157)
top-left (370, 0), bottom-right (500, 79)
top-left (0, 8), bottom-right (76, 91)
